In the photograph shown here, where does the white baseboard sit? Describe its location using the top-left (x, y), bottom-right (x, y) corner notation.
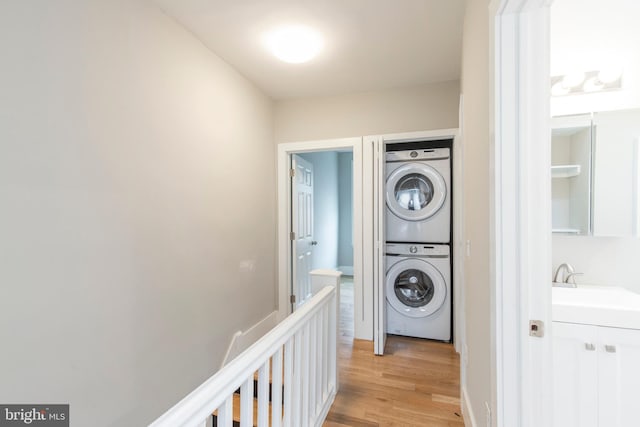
top-left (337, 265), bottom-right (353, 276)
top-left (314, 389), bottom-right (337, 427)
top-left (461, 385), bottom-right (478, 427)
top-left (221, 311), bottom-right (279, 368)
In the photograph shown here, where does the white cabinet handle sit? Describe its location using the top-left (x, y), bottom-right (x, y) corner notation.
top-left (584, 343), bottom-right (596, 351)
top-left (604, 345), bottom-right (617, 353)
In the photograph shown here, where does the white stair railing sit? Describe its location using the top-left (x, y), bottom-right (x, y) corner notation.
top-left (149, 285), bottom-right (338, 427)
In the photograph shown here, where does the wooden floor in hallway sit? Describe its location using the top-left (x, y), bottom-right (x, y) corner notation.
top-left (324, 277), bottom-right (464, 427)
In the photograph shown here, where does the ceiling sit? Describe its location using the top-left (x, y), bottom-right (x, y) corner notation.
top-left (153, 0), bottom-right (465, 100)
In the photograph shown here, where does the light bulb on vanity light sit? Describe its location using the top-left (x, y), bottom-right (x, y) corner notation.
top-left (551, 81), bottom-right (570, 96)
top-left (583, 77), bottom-right (605, 92)
top-left (562, 71), bottom-right (586, 89)
top-left (597, 67), bottom-right (623, 84)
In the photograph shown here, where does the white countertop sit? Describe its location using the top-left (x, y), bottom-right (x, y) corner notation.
top-left (552, 285), bottom-right (640, 330)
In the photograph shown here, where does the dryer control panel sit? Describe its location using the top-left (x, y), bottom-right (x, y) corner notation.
top-left (386, 148), bottom-right (450, 162)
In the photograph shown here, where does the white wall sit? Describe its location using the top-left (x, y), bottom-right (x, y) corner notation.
top-left (460, 0), bottom-right (493, 424)
top-left (274, 80), bottom-right (460, 143)
top-left (299, 152), bottom-right (339, 270)
top-left (553, 236), bottom-right (640, 294)
top-left (337, 152), bottom-right (354, 271)
top-left (0, 1), bottom-right (275, 426)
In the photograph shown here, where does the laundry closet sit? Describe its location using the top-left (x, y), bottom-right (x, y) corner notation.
top-left (361, 129), bottom-right (459, 355)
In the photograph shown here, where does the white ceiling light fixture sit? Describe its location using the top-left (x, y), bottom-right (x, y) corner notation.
top-left (263, 25), bottom-right (324, 64)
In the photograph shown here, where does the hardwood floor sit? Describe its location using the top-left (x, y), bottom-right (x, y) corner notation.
top-left (324, 277), bottom-right (464, 427)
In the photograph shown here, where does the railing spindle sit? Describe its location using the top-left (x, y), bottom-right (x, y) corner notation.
top-left (329, 293), bottom-right (338, 391)
top-left (240, 376), bottom-right (254, 427)
top-left (322, 303), bottom-right (329, 398)
top-left (283, 339), bottom-right (293, 427)
top-left (217, 396), bottom-right (233, 427)
top-left (271, 347), bottom-right (283, 427)
top-left (301, 323), bottom-right (310, 427)
top-left (292, 330), bottom-right (303, 427)
top-left (257, 361), bottom-right (269, 427)
top-left (315, 308), bottom-right (323, 415)
top-left (308, 315), bottom-right (317, 421)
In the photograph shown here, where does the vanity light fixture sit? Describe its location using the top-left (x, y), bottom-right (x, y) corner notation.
top-left (551, 69), bottom-right (623, 97)
top-left (263, 25), bottom-right (323, 64)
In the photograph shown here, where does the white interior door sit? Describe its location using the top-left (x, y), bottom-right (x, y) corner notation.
top-left (372, 137), bottom-right (386, 355)
top-left (291, 154), bottom-right (314, 310)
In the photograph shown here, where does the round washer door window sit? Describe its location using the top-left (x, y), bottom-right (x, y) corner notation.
top-left (386, 258), bottom-right (446, 318)
top-left (386, 163), bottom-right (446, 221)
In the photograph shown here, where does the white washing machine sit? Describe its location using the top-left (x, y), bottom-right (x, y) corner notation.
top-left (386, 147), bottom-right (451, 243)
top-left (386, 243), bottom-right (451, 341)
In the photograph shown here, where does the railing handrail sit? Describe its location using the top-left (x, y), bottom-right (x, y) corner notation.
top-left (149, 286), bottom-right (336, 427)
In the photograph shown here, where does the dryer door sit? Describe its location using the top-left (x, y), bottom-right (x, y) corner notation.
top-left (386, 163), bottom-right (446, 221)
top-left (385, 258), bottom-right (447, 318)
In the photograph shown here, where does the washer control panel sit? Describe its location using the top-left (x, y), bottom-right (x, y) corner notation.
top-left (386, 243), bottom-right (450, 257)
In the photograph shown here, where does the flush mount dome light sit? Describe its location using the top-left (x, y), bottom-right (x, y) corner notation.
top-left (264, 25), bottom-right (323, 64)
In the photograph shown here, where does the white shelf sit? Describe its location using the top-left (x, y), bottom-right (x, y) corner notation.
top-left (551, 164), bottom-right (581, 178)
top-left (552, 228), bottom-right (581, 234)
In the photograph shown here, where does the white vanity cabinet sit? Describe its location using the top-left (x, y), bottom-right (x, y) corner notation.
top-left (553, 321), bottom-right (640, 427)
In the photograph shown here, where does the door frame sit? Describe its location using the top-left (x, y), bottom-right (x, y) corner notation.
top-left (369, 129), bottom-right (461, 355)
top-left (276, 138), bottom-right (366, 336)
top-left (490, 0), bottom-right (552, 426)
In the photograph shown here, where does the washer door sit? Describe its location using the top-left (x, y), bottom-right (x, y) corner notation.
top-left (386, 258), bottom-right (447, 318)
top-left (386, 163), bottom-right (446, 221)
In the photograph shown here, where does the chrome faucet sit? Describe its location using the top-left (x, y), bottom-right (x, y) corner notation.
top-left (553, 263), bottom-right (582, 288)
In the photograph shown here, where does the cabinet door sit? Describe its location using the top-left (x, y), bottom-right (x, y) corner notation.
top-left (597, 326), bottom-right (640, 427)
top-left (553, 322), bottom-right (599, 427)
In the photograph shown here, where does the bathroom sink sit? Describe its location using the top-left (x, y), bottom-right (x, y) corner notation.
top-left (552, 285), bottom-right (640, 329)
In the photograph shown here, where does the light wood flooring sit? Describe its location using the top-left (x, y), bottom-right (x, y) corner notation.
top-left (324, 277), bottom-right (464, 427)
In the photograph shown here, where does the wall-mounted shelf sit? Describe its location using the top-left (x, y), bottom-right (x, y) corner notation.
top-left (551, 164), bottom-right (581, 178)
top-left (552, 228), bottom-right (581, 234)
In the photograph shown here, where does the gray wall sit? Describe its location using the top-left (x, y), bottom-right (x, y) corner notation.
top-left (0, 1), bottom-right (275, 425)
top-left (299, 152), bottom-right (339, 270)
top-left (460, 0), bottom-right (493, 424)
top-left (274, 80), bottom-right (460, 143)
top-left (338, 152), bottom-right (354, 270)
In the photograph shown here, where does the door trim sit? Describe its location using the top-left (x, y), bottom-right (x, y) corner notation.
top-left (276, 138), bottom-right (366, 336)
top-left (490, 0), bottom-right (552, 426)
top-left (371, 128), bottom-right (459, 356)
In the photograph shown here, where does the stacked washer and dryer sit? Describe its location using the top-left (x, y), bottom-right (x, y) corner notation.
top-left (385, 140), bottom-right (452, 342)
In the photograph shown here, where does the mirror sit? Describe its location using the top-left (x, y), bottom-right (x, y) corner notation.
top-left (551, 108), bottom-right (640, 237)
top-left (551, 114), bottom-right (593, 235)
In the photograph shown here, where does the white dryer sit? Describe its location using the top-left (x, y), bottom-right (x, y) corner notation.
top-left (385, 147), bottom-right (450, 243)
top-left (386, 243), bottom-right (451, 341)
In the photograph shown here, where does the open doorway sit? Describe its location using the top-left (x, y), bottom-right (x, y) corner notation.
top-left (277, 137), bottom-right (365, 340)
top-left (292, 150), bottom-right (354, 337)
